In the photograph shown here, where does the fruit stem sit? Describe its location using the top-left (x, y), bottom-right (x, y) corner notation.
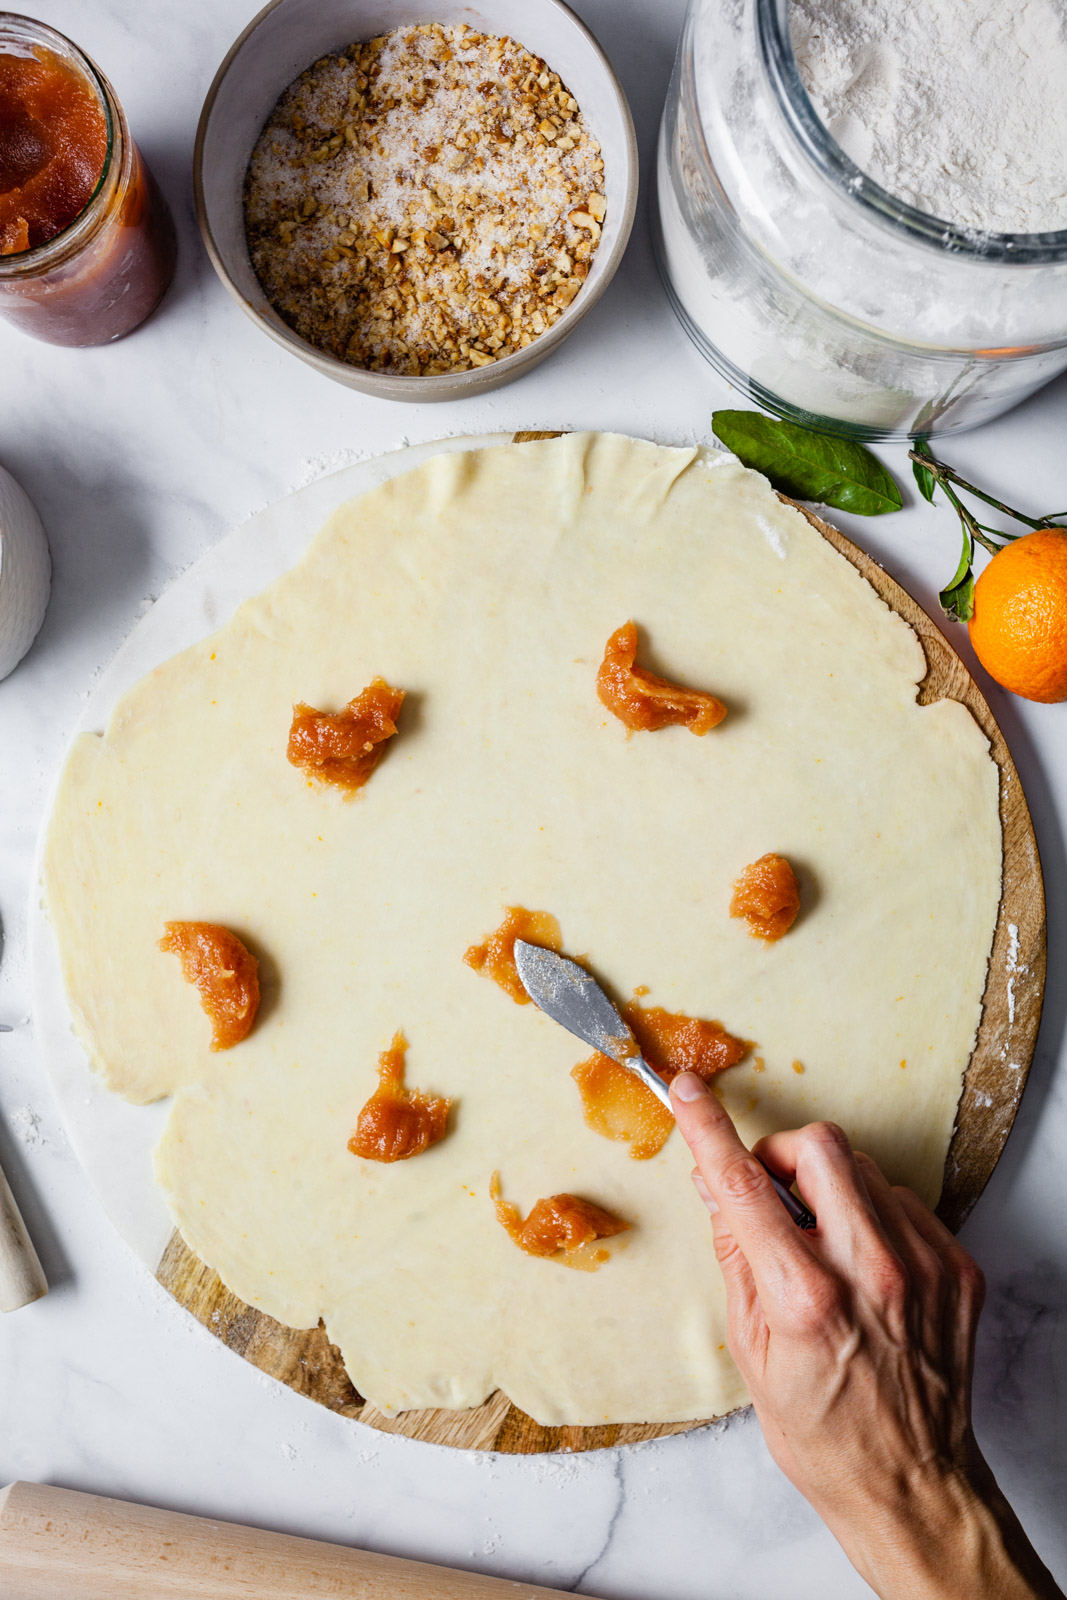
top-left (907, 450), bottom-right (1041, 532)
top-left (937, 475), bottom-right (1002, 558)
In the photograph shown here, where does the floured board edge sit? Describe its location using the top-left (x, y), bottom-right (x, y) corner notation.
top-left (156, 1228), bottom-right (702, 1453)
top-left (155, 434), bottom-right (1045, 1453)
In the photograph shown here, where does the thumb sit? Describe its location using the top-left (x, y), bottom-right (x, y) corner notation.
top-left (674, 1074), bottom-right (762, 1358)
top-left (693, 1168), bottom-right (761, 1347)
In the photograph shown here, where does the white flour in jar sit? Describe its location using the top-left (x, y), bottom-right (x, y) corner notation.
top-left (790, 0), bottom-right (1067, 234)
top-left (655, 0), bottom-right (1067, 433)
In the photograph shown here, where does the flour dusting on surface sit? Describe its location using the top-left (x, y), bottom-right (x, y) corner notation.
top-left (756, 514), bottom-right (787, 560)
top-left (1006, 924), bottom-right (1020, 972)
top-left (10, 1105), bottom-right (45, 1150)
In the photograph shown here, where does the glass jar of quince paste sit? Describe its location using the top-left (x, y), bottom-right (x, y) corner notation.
top-left (0, 14), bottom-right (175, 346)
top-left (653, 0), bottom-right (1067, 439)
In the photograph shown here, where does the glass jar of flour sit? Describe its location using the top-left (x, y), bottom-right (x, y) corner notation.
top-left (654, 0), bottom-right (1067, 438)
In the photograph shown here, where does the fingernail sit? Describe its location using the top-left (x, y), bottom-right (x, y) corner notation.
top-left (692, 1171), bottom-right (719, 1216)
top-left (672, 1071), bottom-right (707, 1103)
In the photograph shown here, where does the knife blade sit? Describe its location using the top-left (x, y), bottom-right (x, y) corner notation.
top-left (513, 940), bottom-right (671, 1107)
top-left (512, 940), bottom-right (817, 1231)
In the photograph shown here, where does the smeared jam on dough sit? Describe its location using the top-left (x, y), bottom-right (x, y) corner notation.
top-left (490, 1172), bottom-right (628, 1264)
top-left (571, 1054), bottom-right (674, 1160)
top-left (287, 677), bottom-right (404, 794)
top-left (573, 999), bottom-right (747, 1159)
top-left (596, 621), bottom-right (726, 735)
top-left (159, 922), bottom-right (260, 1050)
top-left (348, 1031), bottom-right (451, 1162)
top-left (730, 852), bottom-right (800, 941)
top-left (463, 905), bottom-right (562, 1004)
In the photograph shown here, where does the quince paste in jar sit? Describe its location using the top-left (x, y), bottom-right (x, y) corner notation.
top-left (0, 43), bottom-right (107, 255)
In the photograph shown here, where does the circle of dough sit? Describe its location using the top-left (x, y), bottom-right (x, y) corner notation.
top-left (42, 434), bottom-right (1001, 1425)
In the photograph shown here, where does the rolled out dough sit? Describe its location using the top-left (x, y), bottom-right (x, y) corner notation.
top-left (43, 434), bottom-right (1001, 1425)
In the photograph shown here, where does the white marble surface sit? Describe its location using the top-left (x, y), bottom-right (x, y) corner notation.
top-left (0, 1), bottom-right (1064, 1593)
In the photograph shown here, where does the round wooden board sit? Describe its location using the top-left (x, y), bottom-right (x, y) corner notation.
top-left (156, 432), bottom-right (1046, 1454)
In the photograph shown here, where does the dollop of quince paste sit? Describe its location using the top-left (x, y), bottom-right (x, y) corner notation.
top-left (348, 1031), bottom-right (451, 1163)
top-left (463, 905), bottom-right (562, 1004)
top-left (596, 621), bottom-right (726, 735)
top-left (287, 677), bottom-right (404, 794)
top-left (573, 1000), bottom-right (747, 1159)
top-left (490, 1173), bottom-right (629, 1260)
top-left (158, 922), bottom-right (260, 1050)
top-left (730, 852), bottom-right (800, 941)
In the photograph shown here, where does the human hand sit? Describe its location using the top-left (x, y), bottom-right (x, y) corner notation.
top-left (669, 1072), bottom-right (1063, 1600)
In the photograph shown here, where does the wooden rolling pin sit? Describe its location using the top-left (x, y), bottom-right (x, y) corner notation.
top-left (0, 1162), bottom-right (48, 1312)
top-left (0, 1483), bottom-right (574, 1598)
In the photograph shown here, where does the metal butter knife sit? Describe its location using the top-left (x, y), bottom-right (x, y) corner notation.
top-left (513, 940), bottom-right (817, 1231)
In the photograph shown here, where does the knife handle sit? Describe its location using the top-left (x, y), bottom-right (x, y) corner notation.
top-left (757, 1158), bottom-right (817, 1230)
top-left (654, 1066), bottom-right (817, 1229)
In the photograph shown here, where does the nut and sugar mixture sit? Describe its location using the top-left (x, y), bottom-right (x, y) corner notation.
top-left (244, 24), bottom-right (606, 375)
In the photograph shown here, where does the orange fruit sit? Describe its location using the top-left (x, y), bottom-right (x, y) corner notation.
top-left (968, 528), bottom-right (1067, 703)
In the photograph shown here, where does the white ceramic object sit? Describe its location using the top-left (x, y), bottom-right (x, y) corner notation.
top-left (0, 465), bottom-right (51, 682)
top-left (0, 1160), bottom-right (48, 1312)
top-left (194, 0), bottom-right (638, 401)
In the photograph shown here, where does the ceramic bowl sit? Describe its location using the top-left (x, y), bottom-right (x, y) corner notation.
top-left (0, 464), bottom-right (50, 681)
top-left (194, 0), bottom-right (638, 401)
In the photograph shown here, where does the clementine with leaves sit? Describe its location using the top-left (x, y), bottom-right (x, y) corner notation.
top-left (968, 528), bottom-right (1067, 704)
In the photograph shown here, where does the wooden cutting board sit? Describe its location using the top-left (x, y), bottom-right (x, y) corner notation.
top-left (156, 432), bottom-right (1046, 1454)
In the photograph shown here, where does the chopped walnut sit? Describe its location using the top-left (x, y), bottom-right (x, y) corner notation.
top-left (244, 23), bottom-right (606, 376)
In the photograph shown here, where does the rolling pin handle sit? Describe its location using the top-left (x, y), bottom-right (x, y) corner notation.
top-left (0, 1481), bottom-right (575, 1597)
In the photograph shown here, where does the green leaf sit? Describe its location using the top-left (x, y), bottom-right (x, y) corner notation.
top-left (938, 527), bottom-right (975, 622)
top-left (711, 411), bottom-right (903, 516)
top-left (911, 437), bottom-right (937, 504)
top-left (939, 568), bottom-right (975, 622)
